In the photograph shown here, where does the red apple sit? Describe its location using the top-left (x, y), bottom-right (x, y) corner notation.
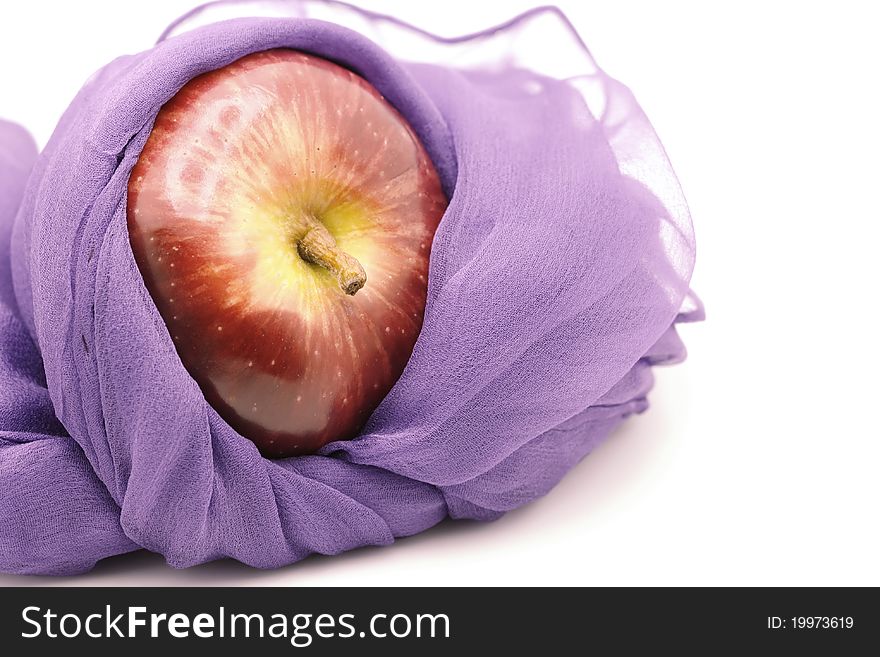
top-left (127, 49), bottom-right (447, 457)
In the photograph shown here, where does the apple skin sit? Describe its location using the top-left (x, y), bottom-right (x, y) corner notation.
top-left (127, 49), bottom-right (447, 457)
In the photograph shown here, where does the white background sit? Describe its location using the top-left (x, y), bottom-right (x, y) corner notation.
top-left (1, 0), bottom-right (878, 586)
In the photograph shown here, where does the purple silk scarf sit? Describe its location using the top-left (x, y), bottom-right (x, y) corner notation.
top-left (0, 1), bottom-right (701, 574)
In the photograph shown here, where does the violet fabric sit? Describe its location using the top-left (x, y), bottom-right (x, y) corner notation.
top-left (0, 2), bottom-right (701, 575)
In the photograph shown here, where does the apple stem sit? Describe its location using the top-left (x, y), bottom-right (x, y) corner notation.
top-left (297, 221), bottom-right (367, 295)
